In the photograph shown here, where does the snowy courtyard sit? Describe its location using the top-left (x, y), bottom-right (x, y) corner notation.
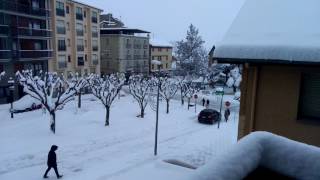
top-left (0, 92), bottom-right (239, 180)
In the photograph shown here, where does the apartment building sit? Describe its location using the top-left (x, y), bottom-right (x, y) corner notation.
top-left (50, 0), bottom-right (102, 76)
top-left (100, 27), bottom-right (150, 75)
top-left (150, 40), bottom-right (173, 72)
top-left (0, 0), bottom-right (52, 102)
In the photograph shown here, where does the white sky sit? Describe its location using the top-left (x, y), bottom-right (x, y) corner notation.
top-left (79, 0), bottom-right (245, 49)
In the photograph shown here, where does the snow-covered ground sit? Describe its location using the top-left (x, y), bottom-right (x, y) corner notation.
top-left (0, 93), bottom-right (239, 180)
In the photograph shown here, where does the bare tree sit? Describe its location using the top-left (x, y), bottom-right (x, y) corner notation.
top-left (129, 75), bottom-right (152, 118)
top-left (177, 77), bottom-right (191, 105)
top-left (185, 84), bottom-right (200, 110)
top-left (16, 70), bottom-right (86, 134)
top-left (159, 78), bottom-right (178, 114)
top-left (87, 73), bottom-right (125, 126)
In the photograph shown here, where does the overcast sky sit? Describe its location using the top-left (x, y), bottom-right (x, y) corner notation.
top-left (80, 0), bottom-right (245, 49)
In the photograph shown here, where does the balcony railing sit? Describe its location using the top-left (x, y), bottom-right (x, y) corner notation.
top-left (58, 45), bottom-right (66, 51)
top-left (92, 46), bottom-right (98, 51)
top-left (91, 17), bottom-right (97, 23)
top-left (58, 61), bottom-right (67, 69)
top-left (92, 32), bottom-right (98, 38)
top-left (76, 30), bottom-right (83, 36)
top-left (76, 13), bottom-right (83, 20)
top-left (56, 8), bottom-right (65, 17)
top-left (18, 28), bottom-right (51, 37)
top-left (0, 0), bottom-right (50, 17)
top-left (12, 50), bottom-right (53, 59)
top-left (77, 46), bottom-right (84, 51)
top-left (0, 50), bottom-right (11, 59)
top-left (57, 27), bottom-right (66, 34)
top-left (92, 59), bottom-right (98, 65)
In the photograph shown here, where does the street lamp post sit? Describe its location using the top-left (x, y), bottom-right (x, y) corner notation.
top-left (151, 60), bottom-right (162, 156)
top-left (8, 77), bottom-right (15, 119)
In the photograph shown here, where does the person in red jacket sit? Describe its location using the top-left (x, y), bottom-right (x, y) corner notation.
top-left (43, 145), bottom-right (63, 179)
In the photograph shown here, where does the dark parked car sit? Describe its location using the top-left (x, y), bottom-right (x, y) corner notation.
top-left (198, 109), bottom-right (221, 124)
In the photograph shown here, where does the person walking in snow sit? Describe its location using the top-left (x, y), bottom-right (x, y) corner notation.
top-left (206, 99), bottom-right (210, 108)
top-left (43, 145), bottom-right (63, 179)
top-left (202, 98), bottom-right (205, 107)
top-left (224, 101), bottom-right (231, 122)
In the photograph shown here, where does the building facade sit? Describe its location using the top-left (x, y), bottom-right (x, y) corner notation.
top-left (0, 0), bottom-right (52, 102)
top-left (150, 44), bottom-right (172, 72)
top-left (100, 28), bottom-right (150, 75)
top-left (49, 0), bottom-right (102, 76)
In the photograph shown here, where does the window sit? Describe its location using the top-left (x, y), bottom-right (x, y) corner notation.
top-left (92, 11), bottom-right (98, 23)
top-left (77, 55), bottom-right (84, 66)
top-left (166, 56), bottom-right (168, 60)
top-left (92, 54), bottom-right (98, 65)
top-left (76, 23), bottom-right (83, 36)
top-left (66, 6), bottom-right (69, 14)
top-left (84, 40), bottom-right (87, 48)
top-left (32, 0), bottom-right (40, 10)
top-left (76, 7), bottom-right (83, 20)
top-left (56, 20), bottom-right (65, 34)
top-left (92, 40), bottom-right (98, 51)
top-left (85, 54), bottom-right (87, 61)
top-left (92, 26), bottom-right (98, 37)
top-left (68, 55), bottom-right (71, 62)
top-left (152, 64), bottom-right (154, 69)
top-left (58, 39), bottom-right (66, 51)
top-left (84, 10), bottom-right (86, 18)
top-left (166, 63), bottom-right (168, 69)
top-left (66, 22), bottom-right (70, 31)
top-left (67, 39), bottom-right (70, 47)
top-left (158, 48), bottom-right (162, 52)
top-left (56, 1), bottom-right (65, 16)
top-left (299, 73), bottom-right (320, 120)
top-left (84, 25), bottom-right (87, 33)
top-left (34, 42), bottom-right (41, 50)
top-left (77, 39), bottom-right (84, 51)
top-left (58, 55), bottom-right (67, 69)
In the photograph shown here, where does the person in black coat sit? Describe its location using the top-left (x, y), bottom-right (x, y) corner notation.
top-left (202, 98), bottom-right (205, 107)
top-left (43, 145), bottom-right (63, 179)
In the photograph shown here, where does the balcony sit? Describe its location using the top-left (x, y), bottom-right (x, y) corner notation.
top-left (18, 28), bottom-right (51, 38)
top-left (91, 17), bottom-right (97, 23)
top-left (76, 30), bottom-right (83, 36)
top-left (92, 32), bottom-right (98, 38)
top-left (92, 59), bottom-right (98, 65)
top-left (56, 8), bottom-right (65, 17)
top-left (76, 13), bottom-right (83, 20)
top-left (0, 0), bottom-right (50, 18)
top-left (58, 45), bottom-right (66, 51)
top-left (57, 27), bottom-right (66, 34)
top-left (0, 50), bottom-right (11, 60)
top-left (12, 50), bottom-right (52, 59)
top-left (77, 45), bottom-right (84, 51)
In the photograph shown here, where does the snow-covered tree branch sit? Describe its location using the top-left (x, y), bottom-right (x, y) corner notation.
top-left (159, 78), bottom-right (178, 114)
top-left (129, 75), bottom-right (152, 118)
top-left (87, 73), bottom-right (125, 126)
top-left (66, 72), bottom-right (88, 109)
top-left (16, 70), bottom-right (84, 134)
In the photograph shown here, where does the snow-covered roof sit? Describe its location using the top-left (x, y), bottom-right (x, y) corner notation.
top-left (214, 0), bottom-right (320, 64)
top-left (150, 39), bottom-right (173, 48)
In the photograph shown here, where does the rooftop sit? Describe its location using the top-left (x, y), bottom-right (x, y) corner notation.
top-left (214, 0), bottom-right (320, 64)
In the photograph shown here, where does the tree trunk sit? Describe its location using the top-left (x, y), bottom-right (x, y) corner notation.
top-left (166, 100), bottom-right (169, 114)
top-left (188, 98), bottom-right (190, 110)
top-left (105, 106), bottom-right (110, 126)
top-left (180, 91), bottom-right (184, 105)
top-left (50, 111), bottom-right (56, 134)
top-left (140, 107), bottom-right (145, 118)
top-left (78, 92), bottom-right (81, 109)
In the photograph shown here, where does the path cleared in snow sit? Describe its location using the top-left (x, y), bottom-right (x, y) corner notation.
top-left (0, 94), bottom-right (239, 180)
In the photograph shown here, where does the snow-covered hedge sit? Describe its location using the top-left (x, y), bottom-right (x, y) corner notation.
top-left (190, 131), bottom-right (320, 180)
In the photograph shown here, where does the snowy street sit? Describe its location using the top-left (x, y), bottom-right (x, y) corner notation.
top-left (0, 93), bottom-right (239, 180)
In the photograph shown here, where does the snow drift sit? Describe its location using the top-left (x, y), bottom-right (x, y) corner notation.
top-left (189, 131), bottom-right (320, 180)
